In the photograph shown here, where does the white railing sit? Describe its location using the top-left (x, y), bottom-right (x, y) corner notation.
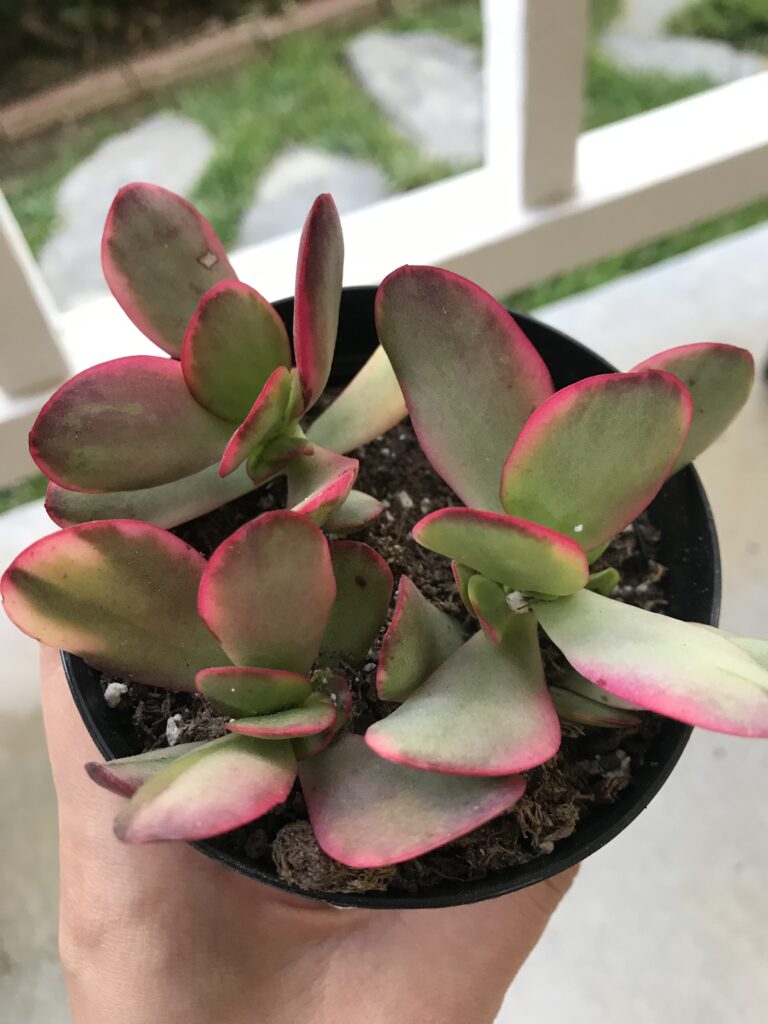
top-left (2, 0), bottom-right (768, 487)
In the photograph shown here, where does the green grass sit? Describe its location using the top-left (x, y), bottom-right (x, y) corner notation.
top-left (668, 0), bottom-right (768, 54)
top-left (0, 474), bottom-right (47, 515)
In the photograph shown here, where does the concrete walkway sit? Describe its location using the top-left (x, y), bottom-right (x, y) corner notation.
top-left (1, 225), bottom-right (767, 1022)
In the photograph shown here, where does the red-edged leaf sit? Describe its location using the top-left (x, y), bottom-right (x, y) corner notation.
top-left (196, 666), bottom-right (312, 717)
top-left (114, 734), bottom-right (296, 843)
top-left (86, 743), bottom-right (205, 797)
top-left (46, 463), bottom-right (255, 530)
top-left (451, 561), bottom-right (475, 616)
top-left (300, 734), bottom-right (527, 868)
top-left (285, 445), bottom-right (358, 526)
top-left (323, 490), bottom-right (384, 534)
top-left (321, 541), bottom-right (393, 666)
top-left (549, 686), bottom-right (643, 728)
top-left (376, 576), bottom-right (464, 702)
top-left (102, 183), bottom-right (235, 357)
top-left (467, 574), bottom-right (510, 644)
top-left (292, 673), bottom-right (352, 760)
top-left (293, 194), bottom-right (344, 411)
top-left (500, 371), bottom-right (692, 551)
top-left (1, 521), bottom-right (226, 690)
top-left (633, 343), bottom-right (754, 470)
top-left (246, 436), bottom-right (314, 486)
top-left (226, 693), bottom-right (336, 738)
top-left (198, 510), bottom-right (336, 675)
top-left (413, 507), bottom-right (589, 597)
top-left (219, 366), bottom-right (294, 478)
top-left (536, 589), bottom-right (768, 737)
top-left (307, 346), bottom-right (407, 454)
top-left (376, 266), bottom-right (553, 510)
top-left (30, 356), bottom-right (233, 492)
top-left (181, 281), bottom-right (291, 422)
top-left (368, 616), bottom-right (561, 775)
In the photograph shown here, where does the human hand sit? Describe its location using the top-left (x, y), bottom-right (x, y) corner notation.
top-left (41, 645), bottom-right (576, 1024)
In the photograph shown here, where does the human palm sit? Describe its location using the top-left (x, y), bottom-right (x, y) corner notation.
top-left (41, 646), bottom-right (575, 1024)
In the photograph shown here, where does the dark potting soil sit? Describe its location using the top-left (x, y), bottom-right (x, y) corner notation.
top-left (98, 419), bottom-right (667, 895)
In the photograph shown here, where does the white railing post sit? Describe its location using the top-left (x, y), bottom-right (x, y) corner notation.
top-left (0, 191), bottom-right (68, 396)
top-left (520, 0), bottom-right (589, 206)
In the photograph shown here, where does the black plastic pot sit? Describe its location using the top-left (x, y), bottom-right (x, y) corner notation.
top-left (64, 286), bottom-right (720, 909)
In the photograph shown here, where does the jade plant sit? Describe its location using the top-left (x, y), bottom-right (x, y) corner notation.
top-left (357, 266), bottom-right (768, 782)
top-left (34, 185), bottom-right (405, 534)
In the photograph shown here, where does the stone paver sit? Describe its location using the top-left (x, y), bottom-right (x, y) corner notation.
top-left (345, 30), bottom-right (483, 166)
top-left (238, 145), bottom-right (389, 246)
top-left (603, 31), bottom-right (767, 84)
top-left (39, 113), bottom-right (214, 311)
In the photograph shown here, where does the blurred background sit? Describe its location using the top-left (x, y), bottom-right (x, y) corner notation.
top-left (0, 1), bottom-right (766, 1021)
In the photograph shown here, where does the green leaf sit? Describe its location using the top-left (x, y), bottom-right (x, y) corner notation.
top-left (299, 734), bottom-right (527, 868)
top-left (536, 589), bottom-right (768, 736)
top-left (321, 542), bottom-right (393, 666)
top-left (323, 490), bottom-right (384, 534)
top-left (226, 693), bottom-right (336, 738)
top-left (467, 574), bottom-right (511, 644)
top-left (284, 445), bottom-right (358, 526)
top-left (500, 371), bottom-right (692, 551)
top-left (586, 567), bottom-right (620, 597)
top-left (550, 686), bottom-right (643, 728)
top-left (85, 743), bottom-right (206, 797)
top-left (219, 366), bottom-right (294, 478)
top-left (196, 666), bottom-right (312, 717)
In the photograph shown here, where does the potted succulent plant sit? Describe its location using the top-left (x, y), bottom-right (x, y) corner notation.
top-left (3, 186), bottom-right (767, 909)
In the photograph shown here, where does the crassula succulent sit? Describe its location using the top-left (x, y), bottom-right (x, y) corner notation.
top-left (34, 185), bottom-right (405, 534)
top-left (4, 189), bottom-right (768, 886)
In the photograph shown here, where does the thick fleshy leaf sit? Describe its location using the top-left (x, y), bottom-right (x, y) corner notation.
top-left (376, 576), bottom-right (464, 702)
top-left (586, 567), bottom-right (620, 597)
top-left (196, 666), bottom-right (313, 717)
top-left (556, 667), bottom-right (643, 711)
top-left (114, 734), bottom-right (296, 843)
top-left (500, 371), bottom-right (692, 551)
top-left (536, 589), bottom-right (768, 736)
top-left (293, 673), bottom-right (352, 760)
top-left (467, 575), bottom-right (511, 644)
top-left (368, 616), bottom-right (561, 774)
top-left (300, 734), bottom-right (527, 868)
top-left (307, 346), bottom-right (407, 454)
top-left (1, 521), bottom-right (226, 689)
top-left (102, 183), bottom-right (235, 357)
top-left (294, 194), bottom-right (343, 410)
top-left (247, 435), bottom-right (314, 486)
top-left (323, 490), bottom-right (385, 534)
top-left (30, 356), bottom-right (233, 492)
top-left (219, 366), bottom-right (294, 477)
top-left (686, 624), bottom-right (768, 673)
top-left (376, 266), bottom-right (553, 511)
top-left (413, 508), bottom-right (589, 597)
top-left (285, 445), bottom-right (358, 526)
top-left (181, 281), bottom-right (291, 422)
top-left (46, 463), bottom-right (255, 530)
top-left (198, 510), bottom-right (336, 675)
top-left (86, 743), bottom-right (205, 797)
top-left (451, 561), bottom-right (475, 616)
top-left (226, 693), bottom-right (336, 738)
top-left (633, 343), bottom-right (754, 471)
top-left (550, 686), bottom-right (643, 728)
top-left (321, 542), bottom-right (393, 666)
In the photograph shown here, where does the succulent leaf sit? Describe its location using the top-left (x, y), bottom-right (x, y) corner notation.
top-left (246, 435), bottom-right (314, 486)
top-left (46, 463), bottom-right (255, 530)
top-left (284, 445), bottom-right (358, 526)
top-left (196, 666), bottom-right (313, 717)
top-left (550, 686), bottom-right (643, 728)
top-left (413, 508), bottom-right (589, 597)
top-left (198, 510), bottom-right (336, 675)
top-left (181, 281), bottom-right (291, 422)
top-left (0, 521), bottom-right (226, 690)
top-left (299, 733), bottom-right (527, 868)
top-left (467, 574), bottom-right (511, 644)
top-left (102, 183), bottom-right (235, 357)
top-left (294, 194), bottom-right (344, 411)
top-left (536, 589), bottom-right (768, 736)
top-left (219, 366), bottom-right (294, 478)
top-left (30, 356), bottom-right (233, 492)
top-left (556, 666), bottom-right (643, 711)
top-left (376, 576), bottom-right (464, 702)
top-left (500, 371), bottom-right (692, 551)
top-left (367, 616), bottom-right (561, 775)
top-left (323, 490), bottom-right (384, 533)
top-left (451, 561), bottom-right (476, 615)
top-left (586, 567), bottom-right (620, 597)
top-left (633, 343), bottom-right (754, 471)
top-left (226, 693), bottom-right (337, 738)
top-left (86, 743), bottom-right (206, 797)
top-left (293, 673), bottom-right (352, 760)
top-left (114, 734), bottom-right (296, 843)
top-left (321, 542), bottom-right (394, 666)
top-left (376, 266), bottom-right (553, 510)
top-left (307, 346), bottom-right (407, 454)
